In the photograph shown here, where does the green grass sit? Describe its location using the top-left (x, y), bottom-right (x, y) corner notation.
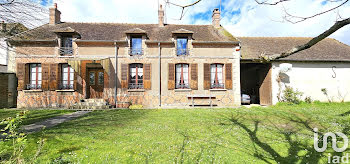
top-left (2, 102), bottom-right (350, 163)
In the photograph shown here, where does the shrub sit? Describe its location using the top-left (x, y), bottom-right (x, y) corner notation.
top-left (281, 86), bottom-right (303, 104)
top-left (304, 96), bottom-right (313, 103)
top-left (129, 104), bottom-right (143, 109)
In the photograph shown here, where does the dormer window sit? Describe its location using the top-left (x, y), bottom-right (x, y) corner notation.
top-left (60, 36), bottom-right (73, 56)
top-left (177, 37), bottom-right (188, 56)
top-left (130, 36), bottom-right (143, 55)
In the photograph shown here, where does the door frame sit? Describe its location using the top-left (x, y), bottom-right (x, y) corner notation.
top-left (86, 63), bottom-right (104, 99)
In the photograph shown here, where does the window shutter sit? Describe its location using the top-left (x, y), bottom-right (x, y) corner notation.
top-left (225, 63), bottom-right (232, 90)
top-left (121, 64), bottom-right (128, 89)
top-left (42, 64), bottom-right (50, 90)
top-left (17, 63), bottom-right (26, 90)
top-left (144, 63), bottom-right (151, 90)
top-left (49, 64), bottom-right (59, 90)
top-left (204, 63), bottom-right (210, 90)
top-left (190, 63), bottom-right (198, 90)
top-left (168, 63), bottom-right (175, 90)
top-left (74, 69), bottom-right (78, 91)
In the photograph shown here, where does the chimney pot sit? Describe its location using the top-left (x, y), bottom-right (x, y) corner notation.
top-left (212, 8), bottom-right (221, 28)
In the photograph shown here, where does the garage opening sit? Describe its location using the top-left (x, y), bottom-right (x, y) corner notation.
top-left (240, 63), bottom-right (272, 105)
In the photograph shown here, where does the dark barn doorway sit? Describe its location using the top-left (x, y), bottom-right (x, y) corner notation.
top-left (240, 63), bottom-right (272, 105)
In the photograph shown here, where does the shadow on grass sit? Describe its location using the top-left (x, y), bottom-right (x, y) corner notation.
top-left (217, 110), bottom-right (338, 164)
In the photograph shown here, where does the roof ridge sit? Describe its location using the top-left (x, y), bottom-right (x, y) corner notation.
top-left (62, 22), bottom-right (212, 26)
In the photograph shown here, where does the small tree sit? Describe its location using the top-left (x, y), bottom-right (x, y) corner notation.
top-left (281, 86), bottom-right (303, 104)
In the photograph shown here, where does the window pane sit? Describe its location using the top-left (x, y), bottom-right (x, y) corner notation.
top-left (210, 65), bottom-right (216, 83)
top-left (31, 65), bottom-right (36, 73)
top-left (31, 72), bottom-right (36, 81)
top-left (183, 64), bottom-right (189, 84)
top-left (63, 37), bottom-right (73, 48)
top-left (98, 72), bottom-right (104, 85)
top-left (217, 64), bottom-right (223, 83)
top-left (89, 72), bottom-right (95, 85)
top-left (63, 72), bottom-right (68, 81)
top-left (175, 64), bottom-right (181, 85)
top-left (38, 65), bottom-right (42, 72)
top-left (177, 38), bottom-right (187, 49)
top-left (70, 73), bottom-right (74, 80)
top-left (131, 37), bottom-right (142, 49)
top-left (130, 67), bottom-right (136, 78)
top-left (38, 72), bottom-right (42, 81)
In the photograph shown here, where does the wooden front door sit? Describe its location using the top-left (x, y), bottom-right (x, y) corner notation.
top-left (87, 68), bottom-right (104, 99)
top-left (259, 65), bottom-right (272, 106)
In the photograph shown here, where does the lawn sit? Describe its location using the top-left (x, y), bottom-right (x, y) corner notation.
top-left (1, 103), bottom-right (350, 163)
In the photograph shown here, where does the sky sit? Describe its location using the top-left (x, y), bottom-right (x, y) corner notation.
top-left (41, 0), bottom-right (350, 45)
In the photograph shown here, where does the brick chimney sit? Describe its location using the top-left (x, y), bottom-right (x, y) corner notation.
top-left (212, 8), bottom-right (220, 28)
top-left (158, 5), bottom-right (164, 27)
top-left (49, 3), bottom-right (61, 25)
top-left (0, 21), bottom-right (6, 33)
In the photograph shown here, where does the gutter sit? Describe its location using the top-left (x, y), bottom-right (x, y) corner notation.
top-left (158, 42), bottom-right (161, 107)
top-left (114, 42), bottom-right (119, 107)
top-left (76, 40), bottom-right (128, 43)
top-left (145, 40), bottom-right (174, 44)
top-left (240, 58), bottom-right (350, 63)
top-left (192, 41), bottom-right (240, 45)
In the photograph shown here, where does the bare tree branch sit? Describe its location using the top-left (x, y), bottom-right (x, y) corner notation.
top-left (165, 0), bottom-right (202, 8)
top-left (282, 0), bottom-right (349, 23)
top-left (164, 0), bottom-right (202, 20)
top-left (259, 17), bottom-right (350, 61)
top-left (254, 0), bottom-right (290, 5)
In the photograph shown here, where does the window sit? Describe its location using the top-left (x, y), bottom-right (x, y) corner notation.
top-left (28, 64), bottom-right (42, 90)
top-left (89, 72), bottom-right (95, 85)
top-left (210, 64), bottom-right (224, 89)
top-left (98, 72), bottom-right (104, 85)
top-left (130, 36), bottom-right (143, 55)
top-left (129, 64), bottom-right (143, 89)
top-left (177, 38), bottom-right (188, 55)
top-left (175, 64), bottom-right (189, 89)
top-left (61, 64), bottom-right (74, 89)
top-left (60, 36), bottom-right (73, 55)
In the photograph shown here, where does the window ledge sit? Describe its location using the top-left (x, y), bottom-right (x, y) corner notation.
top-left (209, 89), bottom-right (227, 91)
top-left (56, 89), bottom-right (75, 92)
top-left (24, 89), bottom-right (43, 92)
top-left (175, 89), bottom-right (192, 92)
top-left (128, 89), bottom-right (145, 92)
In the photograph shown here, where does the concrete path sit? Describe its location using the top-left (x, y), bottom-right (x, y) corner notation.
top-left (22, 111), bottom-right (91, 133)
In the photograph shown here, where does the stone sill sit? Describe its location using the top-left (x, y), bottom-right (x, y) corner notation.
top-left (175, 89), bottom-right (192, 92)
top-left (209, 89), bottom-right (227, 91)
top-left (24, 89), bottom-right (43, 92)
top-left (128, 89), bottom-right (145, 92)
top-left (56, 89), bottom-right (75, 92)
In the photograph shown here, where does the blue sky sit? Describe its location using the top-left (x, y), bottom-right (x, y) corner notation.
top-left (42, 0), bottom-right (349, 45)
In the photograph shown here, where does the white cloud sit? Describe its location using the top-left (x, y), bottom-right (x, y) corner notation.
top-left (52, 0), bottom-right (350, 45)
top-left (221, 0), bottom-right (350, 45)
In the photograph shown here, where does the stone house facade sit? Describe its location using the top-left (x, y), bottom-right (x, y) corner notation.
top-left (9, 4), bottom-right (241, 108)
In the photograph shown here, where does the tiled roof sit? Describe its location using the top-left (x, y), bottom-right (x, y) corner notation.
top-left (10, 22), bottom-right (238, 42)
top-left (239, 37), bottom-right (350, 62)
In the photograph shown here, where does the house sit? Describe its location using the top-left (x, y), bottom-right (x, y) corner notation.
top-left (0, 21), bottom-right (27, 73)
top-left (239, 37), bottom-right (350, 105)
top-left (8, 4), bottom-right (241, 108)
